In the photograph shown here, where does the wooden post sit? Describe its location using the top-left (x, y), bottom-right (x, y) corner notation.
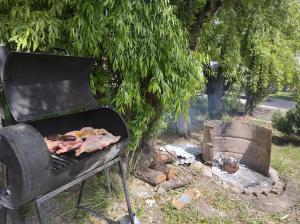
top-left (203, 122), bottom-right (216, 163)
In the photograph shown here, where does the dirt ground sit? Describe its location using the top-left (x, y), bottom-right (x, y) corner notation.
top-left (132, 101), bottom-right (300, 224)
top-left (14, 98), bottom-right (300, 224)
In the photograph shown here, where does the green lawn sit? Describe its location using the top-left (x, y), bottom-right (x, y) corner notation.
top-left (271, 144), bottom-right (300, 180)
top-left (268, 92), bottom-right (297, 102)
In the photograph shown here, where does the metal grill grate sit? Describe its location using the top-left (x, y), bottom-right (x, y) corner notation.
top-left (51, 154), bottom-right (78, 172)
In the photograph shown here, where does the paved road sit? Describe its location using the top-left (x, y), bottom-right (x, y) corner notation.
top-left (240, 98), bottom-right (296, 111)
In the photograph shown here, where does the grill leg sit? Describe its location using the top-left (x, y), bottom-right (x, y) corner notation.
top-left (105, 168), bottom-right (112, 197)
top-left (0, 205), bottom-right (7, 224)
top-left (35, 201), bottom-right (47, 224)
top-left (7, 208), bottom-right (24, 224)
top-left (76, 180), bottom-right (86, 207)
top-left (118, 158), bottom-right (134, 224)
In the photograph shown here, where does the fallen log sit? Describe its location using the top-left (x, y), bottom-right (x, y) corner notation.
top-left (150, 162), bottom-right (177, 180)
top-left (153, 149), bottom-right (176, 164)
top-left (135, 168), bottom-right (166, 186)
top-left (157, 176), bottom-right (192, 193)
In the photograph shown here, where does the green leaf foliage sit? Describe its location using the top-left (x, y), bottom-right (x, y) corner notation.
top-left (172, 0), bottom-right (300, 113)
top-left (272, 101), bottom-right (300, 136)
top-left (0, 0), bottom-right (204, 149)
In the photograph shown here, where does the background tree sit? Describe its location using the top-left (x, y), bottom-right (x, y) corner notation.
top-left (0, 1), bottom-right (204, 154)
top-left (171, 0), bottom-right (300, 123)
top-left (239, 0), bottom-right (300, 114)
top-left (172, 0), bottom-right (224, 136)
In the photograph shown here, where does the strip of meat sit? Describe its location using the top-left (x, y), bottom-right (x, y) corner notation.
top-left (75, 133), bottom-right (120, 156)
top-left (47, 134), bottom-right (76, 141)
top-left (64, 131), bottom-right (85, 141)
top-left (56, 140), bottom-right (83, 154)
top-left (44, 138), bottom-right (61, 153)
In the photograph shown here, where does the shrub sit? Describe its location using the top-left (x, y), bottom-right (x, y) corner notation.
top-left (222, 94), bottom-right (243, 115)
top-left (272, 102), bottom-right (300, 136)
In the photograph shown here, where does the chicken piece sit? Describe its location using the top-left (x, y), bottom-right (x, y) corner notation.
top-left (97, 133), bottom-right (120, 148)
top-left (65, 130), bottom-right (93, 139)
top-left (64, 131), bottom-right (85, 140)
top-left (80, 127), bottom-right (94, 131)
top-left (44, 138), bottom-right (61, 153)
top-left (93, 128), bottom-right (110, 135)
top-left (75, 133), bottom-right (120, 156)
top-left (65, 128), bottom-right (109, 140)
top-left (75, 136), bottom-right (103, 156)
top-left (80, 127), bottom-right (109, 135)
top-left (56, 140), bottom-right (83, 154)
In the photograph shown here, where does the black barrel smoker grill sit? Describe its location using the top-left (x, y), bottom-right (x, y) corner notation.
top-left (0, 46), bottom-right (134, 224)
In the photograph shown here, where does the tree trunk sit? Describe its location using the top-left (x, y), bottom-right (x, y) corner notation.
top-left (137, 136), bottom-right (155, 170)
top-left (176, 0), bottom-right (223, 137)
top-left (176, 112), bottom-right (191, 138)
top-left (207, 72), bottom-right (225, 118)
top-left (244, 93), bottom-right (256, 115)
top-left (190, 0), bottom-right (223, 50)
top-left (137, 105), bottom-right (162, 170)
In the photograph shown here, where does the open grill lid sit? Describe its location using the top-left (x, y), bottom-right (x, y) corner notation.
top-left (0, 46), bottom-right (98, 122)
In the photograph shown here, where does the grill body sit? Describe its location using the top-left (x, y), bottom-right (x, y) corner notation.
top-left (0, 46), bottom-right (129, 212)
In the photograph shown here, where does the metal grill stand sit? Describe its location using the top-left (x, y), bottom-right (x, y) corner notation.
top-left (1, 156), bottom-right (134, 224)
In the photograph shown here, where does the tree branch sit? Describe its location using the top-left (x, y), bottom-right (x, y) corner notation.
top-left (190, 0), bottom-right (223, 51)
top-left (187, 0), bottom-right (193, 11)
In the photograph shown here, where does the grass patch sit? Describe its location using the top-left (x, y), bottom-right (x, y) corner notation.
top-left (212, 192), bottom-right (235, 212)
top-left (132, 202), bottom-right (145, 220)
top-left (161, 198), bottom-right (278, 224)
top-left (248, 118), bottom-right (272, 128)
top-left (20, 203), bottom-right (36, 218)
top-left (46, 172), bottom-right (121, 223)
top-left (268, 92), bottom-right (297, 101)
top-left (161, 202), bottom-right (233, 224)
top-left (271, 144), bottom-right (300, 178)
top-left (235, 200), bottom-right (280, 224)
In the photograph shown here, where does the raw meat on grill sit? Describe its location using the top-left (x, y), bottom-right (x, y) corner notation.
top-left (75, 133), bottom-right (121, 156)
top-left (44, 138), bottom-right (61, 153)
top-left (44, 127), bottom-right (120, 156)
top-left (80, 127), bottom-right (94, 131)
top-left (47, 134), bottom-right (76, 141)
top-left (56, 140), bottom-right (84, 154)
top-left (65, 128), bottom-right (109, 139)
top-left (75, 135), bottom-right (103, 156)
top-left (97, 133), bottom-right (121, 148)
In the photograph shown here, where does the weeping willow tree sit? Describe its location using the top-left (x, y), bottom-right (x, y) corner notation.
top-left (0, 1), bottom-right (204, 151)
top-left (172, 0), bottom-right (300, 118)
top-left (239, 0), bottom-right (300, 114)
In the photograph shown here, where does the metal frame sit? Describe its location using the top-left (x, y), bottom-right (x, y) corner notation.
top-left (1, 156), bottom-right (134, 224)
